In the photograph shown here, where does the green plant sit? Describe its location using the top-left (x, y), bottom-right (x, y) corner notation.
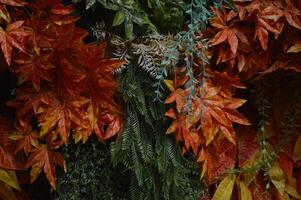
top-left (53, 137), bottom-right (130, 200)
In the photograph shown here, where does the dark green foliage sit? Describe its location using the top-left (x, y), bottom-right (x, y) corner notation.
top-left (145, 0), bottom-right (185, 33)
top-left (72, 0), bottom-right (186, 38)
top-left (53, 138), bottom-right (130, 200)
top-left (110, 63), bottom-right (205, 200)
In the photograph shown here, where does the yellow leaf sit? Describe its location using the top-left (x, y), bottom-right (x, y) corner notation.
top-left (39, 114), bottom-right (58, 137)
top-left (201, 160), bottom-right (207, 179)
top-left (72, 131), bottom-right (82, 144)
top-left (0, 182), bottom-right (17, 200)
top-left (164, 80), bottom-right (175, 91)
top-left (285, 177), bottom-right (301, 199)
top-left (0, 169), bottom-right (20, 191)
top-left (287, 42), bottom-right (301, 53)
top-left (166, 121), bottom-right (177, 134)
top-left (277, 193), bottom-right (290, 200)
top-left (30, 162), bottom-right (43, 183)
top-left (293, 135), bottom-right (301, 162)
top-left (239, 181), bottom-right (252, 200)
top-left (268, 161), bottom-right (286, 195)
top-left (87, 104), bottom-right (96, 129)
top-left (212, 174), bottom-right (236, 200)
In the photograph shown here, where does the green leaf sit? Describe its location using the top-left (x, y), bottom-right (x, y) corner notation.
top-left (112, 11), bottom-right (125, 26)
top-left (86, 0), bottom-right (96, 10)
top-left (125, 20), bottom-right (134, 39)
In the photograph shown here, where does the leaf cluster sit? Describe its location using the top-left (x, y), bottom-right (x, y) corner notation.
top-left (0, 0), bottom-right (125, 198)
top-left (72, 0), bottom-right (186, 38)
top-left (162, 0), bottom-right (301, 199)
top-left (110, 63), bottom-right (205, 200)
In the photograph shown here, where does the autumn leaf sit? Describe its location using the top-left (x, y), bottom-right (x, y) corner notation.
top-left (14, 53), bottom-right (55, 91)
top-left (0, 169), bottom-right (20, 190)
top-left (199, 80), bottom-right (250, 145)
top-left (212, 174), bottom-right (236, 200)
top-left (249, 174), bottom-right (272, 200)
top-left (255, 23), bottom-right (269, 51)
top-left (38, 98), bottom-right (84, 145)
top-left (293, 135), bottom-right (301, 162)
top-left (237, 126), bottom-right (259, 167)
top-left (164, 88), bottom-right (188, 112)
top-left (268, 161), bottom-right (286, 195)
top-left (201, 107), bottom-right (219, 145)
top-left (284, 6), bottom-right (301, 30)
top-left (76, 43), bottom-right (126, 70)
top-left (285, 176), bottom-right (301, 199)
top-left (0, 4), bottom-right (11, 23)
top-left (0, 0), bottom-right (26, 7)
top-left (164, 79), bottom-right (175, 91)
top-left (211, 71), bottom-right (246, 89)
top-left (182, 129), bottom-right (201, 155)
top-left (287, 41), bottom-right (301, 53)
top-left (211, 28), bottom-right (240, 55)
top-left (0, 146), bottom-right (23, 170)
top-left (95, 112), bottom-right (123, 141)
top-left (9, 129), bottom-right (39, 155)
top-left (278, 152), bottom-right (293, 177)
top-left (238, 181), bottom-right (252, 200)
top-left (166, 112), bottom-right (190, 138)
top-left (198, 138), bottom-right (237, 183)
top-left (26, 144), bottom-right (65, 188)
top-left (0, 117), bottom-right (23, 170)
top-left (0, 21), bottom-right (29, 65)
top-left (0, 182), bottom-right (18, 200)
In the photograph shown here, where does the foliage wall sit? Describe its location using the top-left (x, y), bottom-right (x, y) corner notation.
top-left (0, 0), bottom-right (300, 200)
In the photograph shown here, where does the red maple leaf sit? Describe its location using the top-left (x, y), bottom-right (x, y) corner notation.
top-left (9, 127), bottom-right (39, 155)
top-left (198, 138), bottom-right (237, 184)
top-left (0, 21), bottom-right (29, 65)
top-left (0, 116), bottom-right (24, 170)
top-left (37, 96), bottom-right (86, 145)
top-left (26, 143), bottom-right (65, 188)
top-left (199, 81), bottom-right (250, 145)
top-left (13, 53), bottom-right (55, 91)
top-left (164, 88), bottom-right (189, 112)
